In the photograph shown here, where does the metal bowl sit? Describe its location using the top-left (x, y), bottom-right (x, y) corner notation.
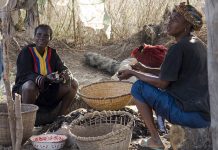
top-left (30, 134), bottom-right (67, 150)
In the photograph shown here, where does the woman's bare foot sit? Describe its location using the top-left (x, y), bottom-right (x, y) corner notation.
top-left (140, 137), bottom-right (165, 149)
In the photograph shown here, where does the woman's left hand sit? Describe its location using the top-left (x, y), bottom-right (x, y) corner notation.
top-left (59, 69), bottom-right (72, 82)
top-left (117, 69), bottom-right (134, 80)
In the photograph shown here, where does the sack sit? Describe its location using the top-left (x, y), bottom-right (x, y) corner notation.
top-left (131, 44), bottom-right (168, 67)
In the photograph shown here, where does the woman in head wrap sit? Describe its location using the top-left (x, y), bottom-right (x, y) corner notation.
top-left (118, 2), bottom-right (210, 149)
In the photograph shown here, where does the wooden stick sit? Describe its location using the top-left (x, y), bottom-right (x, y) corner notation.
top-left (6, 99), bottom-right (16, 149)
top-left (1, 3), bottom-right (16, 149)
top-left (12, 37), bottom-right (21, 51)
top-left (14, 94), bottom-right (23, 150)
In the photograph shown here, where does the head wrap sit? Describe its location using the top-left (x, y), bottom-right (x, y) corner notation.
top-left (174, 2), bottom-right (203, 31)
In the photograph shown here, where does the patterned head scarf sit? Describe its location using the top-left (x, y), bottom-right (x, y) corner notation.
top-left (174, 2), bottom-right (203, 31)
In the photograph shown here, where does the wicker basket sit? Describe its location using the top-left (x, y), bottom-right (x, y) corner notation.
top-left (0, 103), bottom-right (38, 146)
top-left (70, 111), bottom-right (134, 150)
top-left (78, 81), bottom-right (133, 110)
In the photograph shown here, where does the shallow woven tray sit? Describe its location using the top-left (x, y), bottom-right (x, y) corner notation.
top-left (70, 111), bottom-right (134, 150)
top-left (0, 103), bottom-right (38, 146)
top-left (78, 81), bottom-right (133, 110)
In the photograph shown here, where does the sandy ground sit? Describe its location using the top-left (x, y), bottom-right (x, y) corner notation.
top-left (0, 30), bottom-right (176, 149)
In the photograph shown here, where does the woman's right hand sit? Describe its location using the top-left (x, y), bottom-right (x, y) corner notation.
top-left (131, 62), bottom-right (146, 72)
top-left (117, 69), bottom-right (133, 80)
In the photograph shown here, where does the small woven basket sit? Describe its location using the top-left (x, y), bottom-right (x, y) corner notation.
top-left (78, 81), bottom-right (133, 110)
top-left (70, 111), bottom-right (134, 150)
top-left (0, 103), bottom-right (38, 146)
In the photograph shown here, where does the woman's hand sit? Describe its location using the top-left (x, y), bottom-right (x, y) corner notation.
top-left (35, 75), bottom-right (50, 92)
top-left (117, 69), bottom-right (134, 80)
top-left (59, 69), bottom-right (72, 82)
top-left (131, 62), bottom-right (146, 72)
top-left (59, 69), bottom-right (77, 88)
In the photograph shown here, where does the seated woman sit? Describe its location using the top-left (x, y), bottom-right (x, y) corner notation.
top-left (118, 2), bottom-right (210, 149)
top-left (12, 24), bottom-right (78, 125)
top-left (131, 43), bottom-right (168, 135)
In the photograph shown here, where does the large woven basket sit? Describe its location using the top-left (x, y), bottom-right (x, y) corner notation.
top-left (70, 111), bottom-right (134, 150)
top-left (78, 81), bottom-right (133, 110)
top-left (0, 103), bottom-right (38, 146)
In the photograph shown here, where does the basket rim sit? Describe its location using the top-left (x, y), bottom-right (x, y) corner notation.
top-left (0, 103), bottom-right (38, 116)
top-left (70, 111), bottom-right (134, 142)
top-left (77, 81), bottom-right (133, 100)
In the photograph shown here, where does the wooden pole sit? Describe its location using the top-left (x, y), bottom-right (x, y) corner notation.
top-left (72, 0), bottom-right (77, 43)
top-left (6, 100), bottom-right (16, 149)
top-left (1, 2), bottom-right (16, 149)
top-left (14, 94), bottom-right (23, 150)
top-left (25, 0), bottom-right (39, 38)
top-left (205, 0), bottom-right (218, 149)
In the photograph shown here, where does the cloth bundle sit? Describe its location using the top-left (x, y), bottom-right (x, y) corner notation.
top-left (131, 44), bottom-right (167, 68)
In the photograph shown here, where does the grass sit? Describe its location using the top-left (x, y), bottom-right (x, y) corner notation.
top-left (38, 0), bottom-right (204, 45)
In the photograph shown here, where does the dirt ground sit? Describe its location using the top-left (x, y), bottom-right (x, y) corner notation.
top-left (1, 24), bottom-right (207, 149)
top-left (6, 31), bottom-right (144, 87)
top-left (6, 22), bottom-right (207, 87)
top-left (0, 31), bottom-right (172, 150)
